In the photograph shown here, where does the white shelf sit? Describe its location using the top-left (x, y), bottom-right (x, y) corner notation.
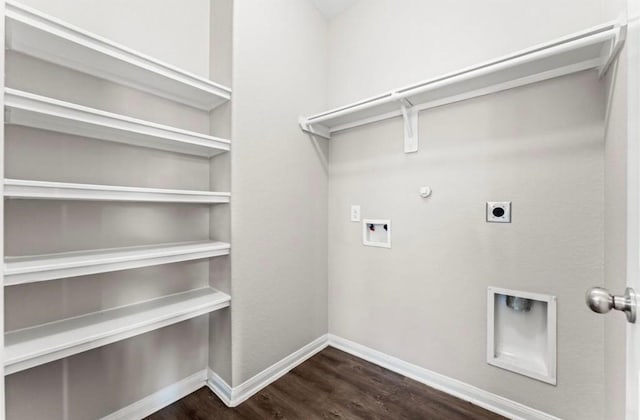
top-left (5, 1), bottom-right (231, 110)
top-left (4, 287), bottom-right (230, 375)
top-left (5, 89), bottom-right (230, 157)
top-left (300, 22), bottom-right (625, 152)
top-left (4, 179), bottom-right (231, 204)
top-left (5, 241), bottom-right (231, 285)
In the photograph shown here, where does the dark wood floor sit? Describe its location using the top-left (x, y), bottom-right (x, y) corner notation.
top-left (147, 347), bottom-right (506, 420)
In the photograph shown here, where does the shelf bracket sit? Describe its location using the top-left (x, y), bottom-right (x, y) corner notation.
top-left (299, 116), bottom-right (331, 139)
top-left (393, 94), bottom-right (418, 153)
top-left (599, 21), bottom-right (627, 78)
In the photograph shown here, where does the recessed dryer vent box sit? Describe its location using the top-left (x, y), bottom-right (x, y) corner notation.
top-left (487, 287), bottom-right (557, 385)
top-left (362, 219), bottom-right (391, 248)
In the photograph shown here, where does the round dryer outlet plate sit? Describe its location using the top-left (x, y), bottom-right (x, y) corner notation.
top-left (486, 201), bottom-right (511, 223)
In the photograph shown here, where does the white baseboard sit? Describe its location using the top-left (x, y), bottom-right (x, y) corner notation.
top-left (206, 368), bottom-right (233, 407)
top-left (115, 334), bottom-right (560, 420)
top-left (207, 334), bottom-right (329, 407)
top-left (327, 334), bottom-right (562, 420)
top-left (101, 369), bottom-right (207, 420)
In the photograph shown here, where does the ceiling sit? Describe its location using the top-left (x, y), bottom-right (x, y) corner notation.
top-left (310, 0), bottom-right (359, 19)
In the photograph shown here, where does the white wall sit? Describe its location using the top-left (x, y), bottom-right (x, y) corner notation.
top-left (327, 72), bottom-right (606, 419)
top-left (208, 0), bottom-right (233, 385)
top-left (230, 0), bottom-right (329, 385)
top-left (17, 0), bottom-right (211, 78)
top-left (327, 0), bottom-right (605, 106)
top-left (326, 1), bottom-right (609, 418)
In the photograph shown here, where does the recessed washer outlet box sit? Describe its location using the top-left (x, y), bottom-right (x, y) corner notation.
top-left (362, 219), bottom-right (391, 248)
top-left (487, 287), bottom-right (557, 385)
top-left (487, 201), bottom-right (511, 223)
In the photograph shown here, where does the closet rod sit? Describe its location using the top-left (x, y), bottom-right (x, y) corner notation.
top-left (300, 21), bottom-right (623, 144)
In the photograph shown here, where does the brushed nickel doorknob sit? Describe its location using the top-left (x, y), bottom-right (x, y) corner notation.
top-left (586, 287), bottom-right (637, 323)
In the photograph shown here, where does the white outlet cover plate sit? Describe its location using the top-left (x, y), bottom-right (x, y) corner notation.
top-left (487, 201), bottom-right (511, 223)
top-left (351, 205), bottom-right (361, 222)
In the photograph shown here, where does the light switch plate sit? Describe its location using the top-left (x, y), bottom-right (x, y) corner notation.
top-left (487, 201), bottom-right (511, 223)
top-left (351, 205), bottom-right (361, 222)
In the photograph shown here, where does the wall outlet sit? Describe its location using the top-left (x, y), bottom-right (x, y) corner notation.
top-left (487, 201), bottom-right (511, 223)
top-left (350, 205), bottom-right (361, 222)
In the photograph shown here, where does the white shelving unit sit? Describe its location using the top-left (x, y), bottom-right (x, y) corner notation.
top-left (5, 1), bottom-right (231, 111)
top-left (4, 179), bottom-right (231, 204)
top-left (4, 241), bottom-right (231, 285)
top-left (2, 0), bottom-right (234, 393)
top-left (5, 89), bottom-right (231, 157)
top-left (4, 287), bottom-right (231, 375)
top-left (300, 22), bottom-right (625, 153)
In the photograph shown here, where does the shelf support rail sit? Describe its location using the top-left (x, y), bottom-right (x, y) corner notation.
top-left (299, 116), bottom-right (331, 140)
top-left (299, 21), bottom-right (625, 154)
top-left (598, 21), bottom-right (627, 78)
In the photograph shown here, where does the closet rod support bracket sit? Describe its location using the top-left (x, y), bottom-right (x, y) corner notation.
top-left (392, 93), bottom-right (418, 153)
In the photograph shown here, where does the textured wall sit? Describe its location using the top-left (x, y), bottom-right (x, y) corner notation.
top-left (328, 72), bottom-right (606, 419)
top-left (15, 0), bottom-right (210, 77)
top-left (230, 0), bottom-right (329, 385)
top-left (324, 2), bottom-right (611, 418)
top-left (327, 0), bottom-right (605, 106)
top-left (208, 0), bottom-right (234, 385)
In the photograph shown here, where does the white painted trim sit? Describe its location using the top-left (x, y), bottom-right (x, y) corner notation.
top-left (327, 334), bottom-right (562, 420)
top-left (5, 241), bottom-right (231, 285)
top-left (626, 7), bottom-right (640, 420)
top-left (5, 1), bottom-right (231, 110)
top-left (4, 179), bottom-right (230, 204)
top-left (207, 335), bottom-right (329, 407)
top-left (201, 334), bottom-right (558, 420)
top-left (232, 335), bottom-right (329, 406)
top-left (5, 89), bottom-right (230, 157)
top-left (101, 369), bottom-right (207, 420)
top-left (206, 368), bottom-right (233, 407)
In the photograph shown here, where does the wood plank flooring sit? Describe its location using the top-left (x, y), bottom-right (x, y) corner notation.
top-left (146, 347), bottom-right (507, 420)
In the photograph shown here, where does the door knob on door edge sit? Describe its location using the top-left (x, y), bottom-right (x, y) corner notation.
top-left (586, 286), bottom-right (637, 323)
